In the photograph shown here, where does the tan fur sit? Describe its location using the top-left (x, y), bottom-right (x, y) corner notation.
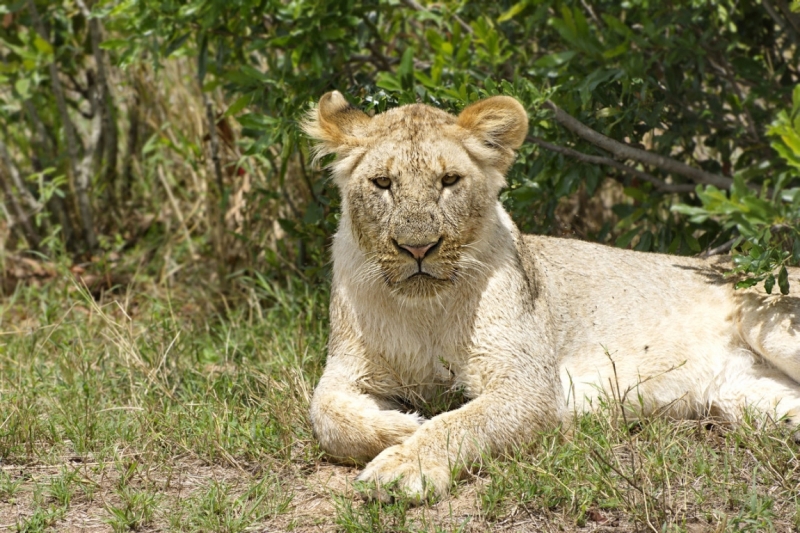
top-left (303, 91), bottom-right (800, 502)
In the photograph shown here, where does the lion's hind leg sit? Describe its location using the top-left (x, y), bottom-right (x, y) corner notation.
top-left (710, 353), bottom-right (800, 427)
top-left (738, 290), bottom-right (800, 384)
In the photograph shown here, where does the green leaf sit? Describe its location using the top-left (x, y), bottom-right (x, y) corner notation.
top-left (634, 230), bottom-right (653, 251)
top-left (684, 233), bottom-right (701, 253)
top-left (225, 94), bottom-right (251, 117)
top-left (425, 28), bottom-right (443, 51)
top-left (166, 33), bottom-right (191, 57)
top-left (616, 228), bottom-right (639, 249)
top-left (735, 278), bottom-right (760, 290)
top-left (376, 72), bottom-right (402, 93)
top-left (398, 47), bottom-right (414, 78)
top-left (532, 50), bottom-right (576, 68)
top-left (498, 1), bottom-right (528, 23)
top-left (764, 273), bottom-right (775, 294)
top-left (99, 39), bottom-right (129, 50)
top-left (778, 265), bottom-right (790, 295)
top-left (14, 78), bottom-right (30, 99)
top-left (108, 0), bottom-right (135, 17)
top-left (32, 34), bottom-right (53, 55)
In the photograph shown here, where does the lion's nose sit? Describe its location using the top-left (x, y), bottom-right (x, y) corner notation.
top-left (396, 239), bottom-right (441, 260)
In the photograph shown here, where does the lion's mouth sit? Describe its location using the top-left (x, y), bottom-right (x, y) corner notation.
top-left (401, 270), bottom-right (450, 284)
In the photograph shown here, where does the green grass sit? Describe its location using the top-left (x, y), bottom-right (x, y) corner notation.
top-left (2, 270), bottom-right (800, 532)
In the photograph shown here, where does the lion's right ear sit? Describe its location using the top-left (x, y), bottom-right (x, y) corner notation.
top-left (302, 91), bottom-right (370, 163)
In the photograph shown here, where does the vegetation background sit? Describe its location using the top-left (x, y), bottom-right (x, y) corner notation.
top-left (2, 0), bottom-right (800, 531)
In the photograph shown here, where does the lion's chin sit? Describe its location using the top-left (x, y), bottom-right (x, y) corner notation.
top-left (390, 272), bottom-right (451, 298)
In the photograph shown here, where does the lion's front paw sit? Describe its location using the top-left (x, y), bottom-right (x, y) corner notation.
top-left (355, 444), bottom-right (451, 504)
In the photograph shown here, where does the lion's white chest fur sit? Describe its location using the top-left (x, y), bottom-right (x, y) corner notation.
top-left (330, 206), bottom-right (526, 400)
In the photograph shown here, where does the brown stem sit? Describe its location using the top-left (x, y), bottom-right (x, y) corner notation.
top-left (203, 93), bottom-right (225, 198)
top-left (27, 0), bottom-right (97, 251)
top-left (22, 100), bottom-right (56, 156)
top-left (19, 104), bottom-right (74, 245)
top-left (0, 164), bottom-right (41, 250)
top-left (202, 89), bottom-right (228, 288)
top-left (701, 237), bottom-right (736, 258)
top-left (76, 0), bottom-right (119, 211)
top-left (0, 139), bottom-right (43, 213)
top-left (122, 91), bottom-right (140, 201)
top-left (542, 101), bottom-right (738, 190)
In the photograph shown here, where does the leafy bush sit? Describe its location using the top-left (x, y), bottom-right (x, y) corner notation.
top-left (1, 0), bottom-right (799, 292)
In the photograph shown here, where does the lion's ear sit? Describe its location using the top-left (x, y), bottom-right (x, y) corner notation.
top-left (302, 91), bottom-right (370, 162)
top-left (456, 96), bottom-right (529, 165)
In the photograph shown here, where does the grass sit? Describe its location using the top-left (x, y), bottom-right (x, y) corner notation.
top-left (2, 269), bottom-right (800, 532)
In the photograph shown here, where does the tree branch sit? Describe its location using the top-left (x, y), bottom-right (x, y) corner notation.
top-left (76, 0), bottom-right (120, 214)
top-left (542, 101), bottom-right (737, 190)
top-left (527, 135), bottom-right (695, 194)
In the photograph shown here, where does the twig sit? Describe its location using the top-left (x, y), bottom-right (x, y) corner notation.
top-left (587, 448), bottom-right (660, 533)
top-left (27, 0), bottom-right (97, 251)
top-left (400, 0), bottom-right (473, 35)
top-left (542, 101), bottom-right (739, 191)
top-left (201, 84), bottom-right (229, 289)
top-left (0, 139), bottom-right (42, 213)
top-left (22, 99), bottom-right (56, 156)
top-left (580, 0), bottom-right (603, 28)
top-left (775, 0), bottom-right (800, 37)
top-left (122, 92), bottom-right (140, 200)
top-left (297, 151), bottom-right (319, 204)
top-left (763, 0), bottom-right (800, 45)
top-left (203, 93), bottom-right (225, 198)
top-left (0, 164), bottom-right (40, 250)
top-left (527, 135), bottom-right (695, 194)
top-left (588, 447), bottom-right (647, 497)
top-left (157, 165), bottom-right (197, 259)
top-left (701, 237), bottom-right (736, 257)
top-left (65, 72), bottom-right (92, 101)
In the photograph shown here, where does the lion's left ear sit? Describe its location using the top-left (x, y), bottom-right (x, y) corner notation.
top-left (302, 91), bottom-right (370, 163)
top-left (456, 96), bottom-right (528, 172)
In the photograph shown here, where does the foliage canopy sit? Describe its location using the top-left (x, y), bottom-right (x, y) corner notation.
top-left (1, 0), bottom-right (800, 292)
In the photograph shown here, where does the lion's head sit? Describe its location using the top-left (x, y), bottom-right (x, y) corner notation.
top-left (303, 92), bottom-right (528, 298)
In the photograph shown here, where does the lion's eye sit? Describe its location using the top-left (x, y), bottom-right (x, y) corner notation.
top-left (442, 173), bottom-right (462, 187)
top-left (372, 177), bottom-right (391, 189)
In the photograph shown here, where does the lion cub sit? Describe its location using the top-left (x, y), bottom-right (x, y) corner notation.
top-left (303, 91), bottom-right (800, 502)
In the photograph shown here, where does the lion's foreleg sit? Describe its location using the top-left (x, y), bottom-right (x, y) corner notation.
top-left (355, 381), bottom-right (564, 502)
top-left (310, 374), bottom-right (423, 464)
